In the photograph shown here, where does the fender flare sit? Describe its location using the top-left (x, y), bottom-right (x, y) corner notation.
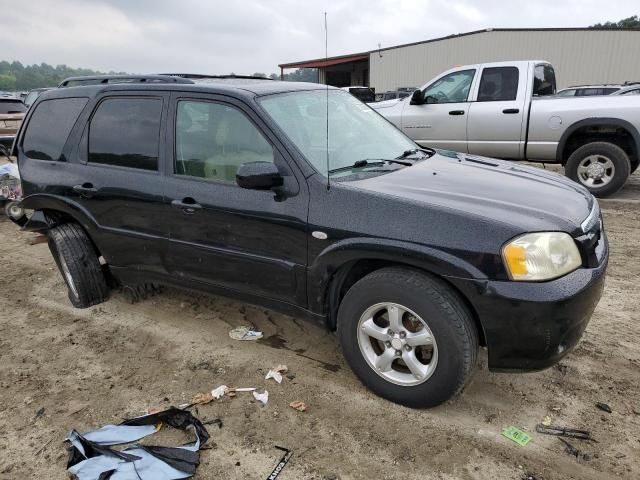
top-left (307, 237), bottom-right (487, 315)
top-left (19, 194), bottom-right (99, 235)
top-left (556, 117), bottom-right (640, 163)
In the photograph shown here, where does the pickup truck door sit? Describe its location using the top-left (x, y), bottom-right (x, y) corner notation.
top-left (467, 65), bottom-right (527, 158)
top-left (162, 93), bottom-right (309, 306)
top-left (400, 69), bottom-right (476, 152)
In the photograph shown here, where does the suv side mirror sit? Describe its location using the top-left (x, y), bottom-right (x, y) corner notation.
top-left (410, 89), bottom-right (425, 105)
top-left (236, 162), bottom-right (284, 190)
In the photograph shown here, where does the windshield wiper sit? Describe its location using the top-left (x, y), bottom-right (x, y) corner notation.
top-left (396, 147), bottom-right (436, 159)
top-left (328, 158), bottom-right (412, 175)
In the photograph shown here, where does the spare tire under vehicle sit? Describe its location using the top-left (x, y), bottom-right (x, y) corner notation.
top-left (565, 141), bottom-right (631, 197)
top-left (47, 223), bottom-right (110, 308)
top-left (337, 267), bottom-right (479, 408)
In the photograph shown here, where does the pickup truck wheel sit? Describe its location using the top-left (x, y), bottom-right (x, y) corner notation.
top-left (565, 142), bottom-right (630, 197)
top-left (337, 267), bottom-right (478, 408)
top-left (48, 223), bottom-right (110, 309)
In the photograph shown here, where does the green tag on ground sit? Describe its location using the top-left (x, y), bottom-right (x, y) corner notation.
top-left (502, 426), bottom-right (531, 446)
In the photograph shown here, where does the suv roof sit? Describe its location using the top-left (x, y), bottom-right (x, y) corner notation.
top-left (44, 79), bottom-right (330, 102)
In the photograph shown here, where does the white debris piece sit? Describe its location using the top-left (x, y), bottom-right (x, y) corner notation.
top-left (211, 385), bottom-right (228, 399)
top-left (265, 370), bottom-right (283, 384)
top-left (228, 326), bottom-right (263, 341)
top-left (252, 390), bottom-right (269, 405)
top-left (265, 365), bottom-right (289, 384)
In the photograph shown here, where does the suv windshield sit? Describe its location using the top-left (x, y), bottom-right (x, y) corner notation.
top-left (259, 89), bottom-right (417, 177)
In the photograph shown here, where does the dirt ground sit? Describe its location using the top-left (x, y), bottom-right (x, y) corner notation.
top-left (0, 168), bottom-right (639, 480)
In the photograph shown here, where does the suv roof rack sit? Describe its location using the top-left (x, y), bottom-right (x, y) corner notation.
top-left (623, 81), bottom-right (640, 86)
top-left (159, 73), bottom-right (273, 81)
top-left (58, 74), bottom-right (195, 88)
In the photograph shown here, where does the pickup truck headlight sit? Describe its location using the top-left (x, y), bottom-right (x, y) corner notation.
top-left (502, 232), bottom-right (582, 281)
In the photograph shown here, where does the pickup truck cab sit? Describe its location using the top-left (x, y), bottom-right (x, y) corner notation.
top-left (372, 60), bottom-right (640, 197)
top-left (12, 76), bottom-right (607, 407)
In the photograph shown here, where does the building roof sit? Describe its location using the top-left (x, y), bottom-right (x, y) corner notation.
top-left (280, 27), bottom-right (640, 68)
top-left (279, 52), bottom-right (369, 69)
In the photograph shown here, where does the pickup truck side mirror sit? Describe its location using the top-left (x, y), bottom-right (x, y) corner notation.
top-left (236, 162), bottom-right (284, 190)
top-left (410, 89), bottom-right (425, 105)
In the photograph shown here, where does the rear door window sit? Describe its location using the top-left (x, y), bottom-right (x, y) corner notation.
top-left (89, 97), bottom-right (162, 171)
top-left (22, 97), bottom-right (88, 161)
top-left (533, 64), bottom-right (556, 96)
top-left (477, 67), bottom-right (519, 102)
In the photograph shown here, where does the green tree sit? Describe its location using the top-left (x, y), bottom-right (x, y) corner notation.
top-left (590, 15), bottom-right (640, 29)
top-left (0, 73), bottom-right (16, 90)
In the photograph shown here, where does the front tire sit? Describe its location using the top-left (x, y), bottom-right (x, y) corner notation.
top-left (337, 267), bottom-right (478, 408)
top-left (565, 142), bottom-right (630, 197)
top-left (48, 223), bottom-right (110, 308)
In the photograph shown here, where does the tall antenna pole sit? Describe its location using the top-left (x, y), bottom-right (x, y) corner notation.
top-left (324, 11), bottom-right (330, 191)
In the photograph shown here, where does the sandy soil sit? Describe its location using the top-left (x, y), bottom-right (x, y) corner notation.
top-left (0, 170), bottom-right (638, 480)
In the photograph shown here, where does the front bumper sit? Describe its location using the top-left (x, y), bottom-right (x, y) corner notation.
top-left (447, 232), bottom-right (608, 372)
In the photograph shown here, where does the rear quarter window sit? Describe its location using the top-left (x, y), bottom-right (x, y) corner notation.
top-left (22, 97), bottom-right (89, 161)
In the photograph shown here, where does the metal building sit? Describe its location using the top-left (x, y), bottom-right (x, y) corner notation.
top-left (279, 28), bottom-right (640, 93)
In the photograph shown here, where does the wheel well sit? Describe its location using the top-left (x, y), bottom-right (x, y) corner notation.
top-left (325, 259), bottom-right (486, 346)
top-left (561, 124), bottom-right (638, 166)
top-left (41, 209), bottom-right (103, 258)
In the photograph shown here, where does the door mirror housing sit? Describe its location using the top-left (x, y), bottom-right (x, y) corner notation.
top-left (410, 89), bottom-right (425, 105)
top-left (236, 162), bottom-right (284, 190)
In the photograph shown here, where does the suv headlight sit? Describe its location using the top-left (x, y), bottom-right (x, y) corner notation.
top-left (502, 232), bottom-right (582, 281)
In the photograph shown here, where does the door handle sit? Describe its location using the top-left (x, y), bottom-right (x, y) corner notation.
top-left (171, 198), bottom-right (202, 214)
top-left (73, 183), bottom-right (98, 198)
top-left (449, 110), bottom-right (465, 116)
top-left (502, 108), bottom-right (520, 114)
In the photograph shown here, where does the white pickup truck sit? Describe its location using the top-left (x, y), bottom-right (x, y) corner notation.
top-left (371, 60), bottom-right (640, 197)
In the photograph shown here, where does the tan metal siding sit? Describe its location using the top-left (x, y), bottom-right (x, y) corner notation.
top-left (370, 30), bottom-right (640, 92)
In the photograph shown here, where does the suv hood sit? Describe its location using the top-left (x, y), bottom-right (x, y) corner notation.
top-left (349, 152), bottom-right (593, 234)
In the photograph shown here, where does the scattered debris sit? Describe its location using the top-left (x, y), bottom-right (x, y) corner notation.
top-left (615, 452), bottom-right (626, 459)
top-left (253, 390), bottom-right (269, 405)
top-left (501, 426), bottom-right (531, 446)
top-left (595, 402), bottom-right (612, 413)
top-left (212, 385), bottom-right (228, 399)
top-left (559, 438), bottom-right (591, 461)
top-left (191, 391), bottom-right (215, 405)
top-left (265, 365), bottom-right (289, 383)
top-left (266, 446), bottom-right (293, 480)
top-left (204, 418), bottom-right (223, 429)
top-left (542, 416), bottom-right (552, 426)
top-left (289, 401), bottom-right (307, 412)
top-left (522, 474), bottom-right (543, 480)
top-left (66, 407), bottom-right (209, 479)
top-left (229, 326), bottom-right (263, 341)
top-left (535, 424), bottom-right (593, 441)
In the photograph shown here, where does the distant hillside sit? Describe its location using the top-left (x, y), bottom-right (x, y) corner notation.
top-left (0, 61), bottom-right (123, 91)
top-left (0, 60), bottom-right (318, 91)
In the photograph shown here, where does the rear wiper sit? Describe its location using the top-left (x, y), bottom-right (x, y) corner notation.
top-left (328, 158), bottom-right (411, 175)
top-left (396, 147), bottom-right (436, 159)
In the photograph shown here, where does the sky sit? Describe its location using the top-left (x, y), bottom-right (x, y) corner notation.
top-left (1, 0), bottom-right (638, 75)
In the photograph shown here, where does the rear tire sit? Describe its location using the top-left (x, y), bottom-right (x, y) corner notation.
top-left (337, 267), bottom-right (478, 408)
top-left (565, 142), bottom-right (630, 197)
top-left (48, 223), bottom-right (110, 308)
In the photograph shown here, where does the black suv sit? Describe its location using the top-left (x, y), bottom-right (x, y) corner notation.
top-left (13, 75), bottom-right (608, 407)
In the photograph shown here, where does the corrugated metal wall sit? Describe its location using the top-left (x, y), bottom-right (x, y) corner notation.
top-left (370, 30), bottom-right (640, 92)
